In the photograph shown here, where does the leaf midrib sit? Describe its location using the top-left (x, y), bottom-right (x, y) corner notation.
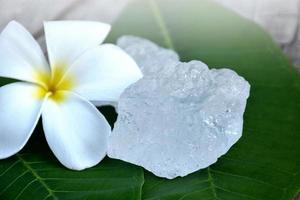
top-left (148, 1), bottom-right (219, 199)
top-left (149, 0), bottom-right (175, 50)
top-left (207, 167), bottom-right (218, 200)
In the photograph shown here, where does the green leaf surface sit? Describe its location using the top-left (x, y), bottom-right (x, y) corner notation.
top-left (107, 0), bottom-right (300, 199)
top-left (0, 113), bottom-right (144, 200)
top-left (0, 0), bottom-right (300, 199)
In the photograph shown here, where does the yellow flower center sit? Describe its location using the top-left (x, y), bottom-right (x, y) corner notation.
top-left (34, 63), bottom-right (74, 103)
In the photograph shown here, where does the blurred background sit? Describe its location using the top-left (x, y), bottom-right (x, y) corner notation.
top-left (0, 0), bottom-right (299, 70)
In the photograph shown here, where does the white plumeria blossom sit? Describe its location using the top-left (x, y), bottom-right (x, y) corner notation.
top-left (0, 21), bottom-right (142, 170)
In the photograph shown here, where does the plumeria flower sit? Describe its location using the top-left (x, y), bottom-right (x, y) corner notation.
top-left (0, 21), bottom-right (142, 170)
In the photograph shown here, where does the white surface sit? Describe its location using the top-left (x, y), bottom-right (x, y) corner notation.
top-left (0, 0), bottom-right (299, 69)
top-left (215, 0), bottom-right (300, 70)
top-left (215, 0), bottom-right (299, 44)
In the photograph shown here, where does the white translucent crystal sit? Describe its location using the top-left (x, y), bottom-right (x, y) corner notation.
top-left (108, 36), bottom-right (250, 179)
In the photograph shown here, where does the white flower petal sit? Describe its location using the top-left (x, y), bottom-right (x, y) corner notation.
top-left (42, 91), bottom-right (111, 170)
top-left (0, 21), bottom-right (49, 83)
top-left (62, 44), bottom-right (143, 102)
top-left (0, 82), bottom-right (44, 159)
top-left (44, 21), bottom-right (111, 71)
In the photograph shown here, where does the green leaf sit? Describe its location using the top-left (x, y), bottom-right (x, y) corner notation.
top-left (0, 0), bottom-right (299, 199)
top-left (107, 0), bottom-right (300, 199)
top-left (0, 115), bottom-right (144, 200)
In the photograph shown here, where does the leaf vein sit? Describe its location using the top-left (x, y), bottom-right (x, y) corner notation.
top-left (207, 167), bottom-right (219, 200)
top-left (177, 187), bottom-right (212, 200)
top-left (16, 154), bottom-right (58, 200)
top-left (215, 185), bottom-right (263, 200)
top-left (210, 169), bottom-right (282, 189)
top-left (14, 179), bottom-right (37, 200)
top-left (0, 160), bottom-right (20, 177)
top-left (0, 170), bottom-right (29, 195)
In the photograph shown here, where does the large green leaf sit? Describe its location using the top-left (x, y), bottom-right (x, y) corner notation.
top-left (0, 0), bottom-right (299, 199)
top-left (107, 0), bottom-right (300, 199)
top-left (0, 112), bottom-right (144, 200)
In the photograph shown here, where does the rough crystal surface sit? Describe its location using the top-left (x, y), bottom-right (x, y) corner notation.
top-left (108, 36), bottom-right (250, 179)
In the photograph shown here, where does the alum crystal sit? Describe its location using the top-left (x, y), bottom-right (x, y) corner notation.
top-left (108, 36), bottom-right (250, 179)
